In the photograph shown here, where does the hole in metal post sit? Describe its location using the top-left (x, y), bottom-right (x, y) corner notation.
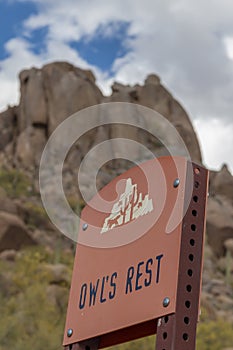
top-left (185, 300), bottom-right (191, 308)
top-left (163, 332), bottom-right (168, 340)
top-left (189, 253), bottom-right (194, 262)
top-left (190, 239), bottom-right (195, 246)
top-left (164, 315), bottom-right (169, 323)
top-left (85, 346), bottom-right (91, 350)
top-left (186, 284), bottom-right (192, 292)
top-left (184, 316), bottom-right (190, 324)
top-left (69, 346), bottom-right (73, 350)
top-left (183, 333), bottom-right (189, 341)
top-left (194, 181), bottom-right (200, 188)
top-left (191, 224), bottom-right (196, 231)
top-left (192, 209), bottom-right (197, 216)
top-left (193, 195), bottom-right (198, 202)
top-left (187, 269), bottom-right (193, 277)
top-left (194, 167), bottom-right (200, 174)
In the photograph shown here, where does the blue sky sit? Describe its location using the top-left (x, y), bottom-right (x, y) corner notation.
top-left (0, 1), bottom-right (37, 60)
top-left (70, 22), bottom-right (132, 72)
top-left (0, 0), bottom-right (233, 172)
top-left (0, 1), bottom-right (131, 71)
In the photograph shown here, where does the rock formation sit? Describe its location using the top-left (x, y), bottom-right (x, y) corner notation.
top-left (0, 62), bottom-right (201, 173)
top-left (0, 62), bottom-right (232, 251)
top-left (0, 61), bottom-right (232, 325)
top-left (207, 164), bottom-right (233, 256)
top-left (0, 61), bottom-right (232, 253)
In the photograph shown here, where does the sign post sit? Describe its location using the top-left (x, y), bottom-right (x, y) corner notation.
top-left (63, 156), bottom-right (208, 350)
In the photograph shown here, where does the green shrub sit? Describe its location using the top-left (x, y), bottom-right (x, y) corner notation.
top-left (1, 246), bottom-right (233, 350)
top-left (23, 202), bottom-right (48, 229)
top-left (196, 319), bottom-right (233, 350)
top-left (0, 168), bottom-right (32, 198)
top-left (109, 335), bottom-right (155, 350)
top-left (0, 246), bottom-right (73, 350)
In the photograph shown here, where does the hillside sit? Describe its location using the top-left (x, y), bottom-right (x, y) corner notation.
top-left (0, 62), bottom-right (233, 350)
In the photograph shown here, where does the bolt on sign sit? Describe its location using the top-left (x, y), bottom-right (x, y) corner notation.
top-left (63, 156), bottom-right (209, 350)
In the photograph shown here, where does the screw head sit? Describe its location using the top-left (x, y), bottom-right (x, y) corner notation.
top-left (163, 297), bottom-right (170, 307)
top-left (82, 223), bottom-right (88, 231)
top-left (173, 178), bottom-right (180, 188)
top-left (67, 328), bottom-right (73, 337)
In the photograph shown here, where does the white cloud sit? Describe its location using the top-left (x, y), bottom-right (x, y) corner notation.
top-left (0, 0), bottom-right (233, 172)
top-left (194, 118), bottom-right (233, 174)
top-left (0, 38), bottom-right (41, 110)
top-left (110, 1), bottom-right (233, 122)
top-left (224, 36), bottom-right (233, 60)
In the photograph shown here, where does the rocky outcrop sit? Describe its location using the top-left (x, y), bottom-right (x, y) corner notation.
top-left (210, 164), bottom-right (233, 203)
top-left (18, 62), bottom-right (103, 134)
top-left (207, 164), bottom-right (233, 256)
top-left (0, 62), bottom-right (202, 174)
top-left (0, 61), bottom-right (232, 328)
top-left (105, 74), bottom-right (202, 163)
top-left (0, 211), bottom-right (36, 252)
top-left (0, 61), bottom-right (232, 258)
top-left (0, 62), bottom-right (103, 171)
top-left (19, 68), bottom-right (47, 131)
top-left (207, 195), bottom-right (233, 257)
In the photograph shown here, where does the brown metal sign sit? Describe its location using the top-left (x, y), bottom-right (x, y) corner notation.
top-left (63, 156), bottom-right (208, 349)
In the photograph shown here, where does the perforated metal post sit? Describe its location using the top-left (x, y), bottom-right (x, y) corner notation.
top-left (155, 162), bottom-right (208, 349)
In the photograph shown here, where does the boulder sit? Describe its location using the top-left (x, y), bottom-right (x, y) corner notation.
top-left (206, 196), bottom-right (233, 257)
top-left (19, 68), bottom-right (47, 131)
top-left (31, 228), bottom-right (73, 252)
top-left (13, 62), bottom-right (103, 169)
top-left (0, 211), bottom-right (36, 252)
top-left (211, 164), bottom-right (233, 202)
top-left (144, 74), bottom-right (160, 85)
top-left (41, 62), bottom-right (103, 134)
top-left (108, 74), bottom-right (202, 163)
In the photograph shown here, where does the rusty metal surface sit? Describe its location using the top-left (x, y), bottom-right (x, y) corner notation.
top-left (99, 319), bottom-right (157, 348)
top-left (64, 337), bottom-right (99, 350)
top-left (156, 314), bottom-right (176, 348)
top-left (155, 162), bottom-right (209, 349)
top-left (63, 156), bottom-right (188, 347)
top-left (65, 320), bottom-right (156, 350)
